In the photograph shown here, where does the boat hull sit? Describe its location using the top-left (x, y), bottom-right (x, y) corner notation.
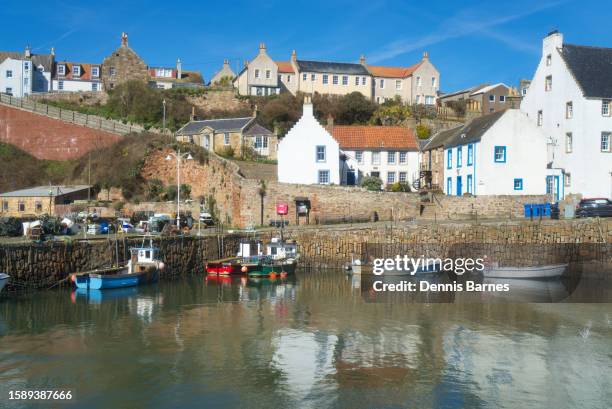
top-left (0, 273), bottom-right (9, 293)
top-left (248, 260), bottom-right (297, 277)
top-left (483, 263), bottom-right (567, 279)
top-left (75, 268), bottom-right (158, 290)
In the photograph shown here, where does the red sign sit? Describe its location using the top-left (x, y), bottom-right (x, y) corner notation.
top-left (276, 202), bottom-right (289, 215)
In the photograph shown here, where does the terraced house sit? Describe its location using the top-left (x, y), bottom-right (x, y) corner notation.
top-left (53, 61), bottom-right (103, 92)
top-left (234, 44), bottom-right (440, 104)
top-left (0, 47), bottom-right (54, 97)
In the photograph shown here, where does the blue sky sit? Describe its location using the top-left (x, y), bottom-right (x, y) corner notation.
top-left (2, 0), bottom-right (611, 91)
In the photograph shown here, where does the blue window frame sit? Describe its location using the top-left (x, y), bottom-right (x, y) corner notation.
top-left (447, 149), bottom-right (452, 169)
top-left (316, 145), bottom-right (326, 162)
top-left (467, 144), bottom-right (473, 166)
top-left (457, 146), bottom-right (463, 167)
top-left (467, 174), bottom-right (473, 194)
top-left (446, 177), bottom-right (452, 194)
top-left (494, 146), bottom-right (506, 163)
top-left (514, 178), bottom-right (523, 191)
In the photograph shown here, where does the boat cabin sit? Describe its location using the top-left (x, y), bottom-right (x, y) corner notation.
top-left (130, 247), bottom-right (160, 269)
top-left (237, 239), bottom-right (263, 259)
top-left (266, 238), bottom-right (298, 260)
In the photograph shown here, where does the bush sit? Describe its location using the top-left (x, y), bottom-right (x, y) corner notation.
top-left (146, 179), bottom-right (165, 201)
top-left (180, 184), bottom-right (191, 199)
top-left (387, 182), bottom-right (411, 192)
top-left (217, 145), bottom-right (235, 158)
top-left (416, 124), bottom-right (431, 139)
top-left (360, 176), bottom-right (383, 191)
top-left (0, 217), bottom-right (23, 236)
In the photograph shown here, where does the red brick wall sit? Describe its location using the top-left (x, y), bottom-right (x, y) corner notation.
top-left (0, 105), bottom-right (121, 160)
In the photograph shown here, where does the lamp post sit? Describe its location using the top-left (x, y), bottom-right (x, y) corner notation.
top-left (165, 149), bottom-right (193, 228)
top-left (162, 99), bottom-right (166, 133)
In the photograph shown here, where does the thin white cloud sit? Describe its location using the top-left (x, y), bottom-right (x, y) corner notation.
top-left (33, 28), bottom-right (78, 51)
top-left (368, 0), bottom-right (567, 63)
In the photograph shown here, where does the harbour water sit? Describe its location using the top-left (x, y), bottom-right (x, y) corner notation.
top-left (1, 271), bottom-right (611, 408)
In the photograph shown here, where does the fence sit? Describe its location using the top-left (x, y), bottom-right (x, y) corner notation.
top-left (0, 93), bottom-right (145, 135)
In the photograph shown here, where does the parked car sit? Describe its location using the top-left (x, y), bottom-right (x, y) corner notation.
top-left (199, 212), bottom-right (215, 227)
top-left (575, 198), bottom-right (612, 218)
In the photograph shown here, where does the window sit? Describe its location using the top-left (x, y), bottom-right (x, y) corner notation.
top-left (566, 132), bottom-right (573, 153)
top-left (545, 75), bottom-right (552, 91)
top-left (311, 74), bottom-right (316, 82)
top-left (546, 54), bottom-right (552, 66)
top-left (379, 79), bottom-right (385, 89)
top-left (256, 87), bottom-right (263, 96)
top-left (224, 133), bottom-right (230, 145)
top-left (342, 76), bottom-right (348, 85)
top-left (446, 177), bottom-right (452, 194)
top-left (564, 173), bottom-right (571, 187)
top-left (6, 70), bottom-right (12, 78)
top-left (566, 102), bottom-right (573, 119)
top-left (447, 149), bottom-right (452, 169)
top-left (494, 146), bottom-right (506, 163)
top-left (425, 96), bottom-right (434, 105)
top-left (318, 170), bottom-right (330, 184)
top-left (24, 62), bottom-right (30, 70)
top-left (603, 100), bottom-right (611, 116)
top-left (513, 178), bottom-right (523, 191)
top-left (73, 65), bottom-right (81, 77)
top-left (499, 95), bottom-right (505, 103)
top-left (255, 135), bottom-right (263, 149)
top-left (361, 77), bottom-right (366, 85)
top-left (35, 201), bottom-right (43, 212)
top-left (467, 144), bottom-right (473, 166)
top-left (332, 75), bottom-right (338, 85)
top-left (58, 81), bottom-right (64, 90)
top-left (323, 74), bottom-right (328, 84)
top-left (265, 70), bottom-right (271, 79)
top-left (316, 145), bottom-right (326, 162)
top-left (254, 69), bottom-right (260, 78)
top-left (5, 87), bottom-right (12, 95)
top-left (109, 67), bottom-right (116, 76)
top-left (467, 174), bottom-right (473, 194)
top-left (303, 73), bottom-right (307, 81)
top-left (387, 172), bottom-right (395, 184)
top-left (287, 75), bottom-right (291, 83)
top-left (372, 151), bottom-right (380, 165)
top-left (18, 201), bottom-right (25, 212)
top-left (355, 151), bottom-right (363, 164)
top-left (399, 172), bottom-right (407, 183)
top-left (355, 76), bottom-right (360, 86)
top-left (431, 77), bottom-right (436, 88)
top-left (489, 94), bottom-right (495, 102)
top-left (57, 65), bottom-right (65, 75)
top-left (395, 80), bottom-right (402, 91)
top-left (416, 76), bottom-right (421, 87)
top-left (416, 95), bottom-right (420, 104)
top-left (602, 132), bottom-right (611, 152)
top-left (457, 146), bottom-right (462, 167)
top-left (1, 200), bottom-right (8, 211)
top-left (537, 110), bottom-right (543, 126)
top-left (91, 66), bottom-right (99, 77)
top-left (387, 151), bottom-right (396, 164)
top-left (92, 83), bottom-right (98, 91)
top-left (399, 151), bottom-right (407, 164)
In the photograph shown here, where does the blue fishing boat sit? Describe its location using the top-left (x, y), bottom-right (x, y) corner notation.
top-left (74, 237), bottom-right (164, 290)
top-left (0, 273), bottom-right (9, 293)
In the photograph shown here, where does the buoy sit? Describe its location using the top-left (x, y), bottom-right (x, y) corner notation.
top-left (241, 266), bottom-right (248, 273)
top-left (70, 274), bottom-right (76, 283)
top-left (158, 262), bottom-right (165, 271)
top-left (280, 271), bottom-right (288, 278)
top-left (269, 272), bottom-right (277, 279)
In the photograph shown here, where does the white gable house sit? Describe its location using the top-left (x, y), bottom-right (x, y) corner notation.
top-left (521, 31), bottom-right (612, 199)
top-left (277, 97), bottom-right (340, 185)
top-left (443, 109), bottom-right (556, 196)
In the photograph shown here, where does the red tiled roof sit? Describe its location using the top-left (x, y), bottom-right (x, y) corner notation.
top-left (367, 62), bottom-right (422, 78)
top-left (275, 61), bottom-right (295, 73)
top-left (329, 125), bottom-right (418, 150)
top-left (56, 62), bottom-right (101, 81)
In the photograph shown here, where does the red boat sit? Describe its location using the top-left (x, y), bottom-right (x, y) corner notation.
top-left (205, 259), bottom-right (243, 275)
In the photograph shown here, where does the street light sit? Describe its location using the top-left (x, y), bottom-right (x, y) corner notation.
top-left (162, 99), bottom-right (167, 134)
top-left (165, 149), bottom-right (193, 228)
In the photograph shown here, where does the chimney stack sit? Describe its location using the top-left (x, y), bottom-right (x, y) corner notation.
top-left (121, 32), bottom-right (128, 47)
top-left (190, 106), bottom-right (196, 121)
top-left (24, 46), bottom-right (31, 58)
top-left (177, 58), bottom-right (182, 79)
top-left (359, 55), bottom-right (366, 65)
top-left (50, 47), bottom-right (55, 56)
top-left (259, 43), bottom-right (266, 54)
top-left (244, 60), bottom-right (249, 68)
top-left (422, 51), bottom-right (429, 60)
top-left (327, 114), bottom-right (334, 128)
top-left (291, 50), bottom-right (297, 63)
top-left (223, 59), bottom-right (229, 67)
top-left (253, 104), bottom-right (258, 118)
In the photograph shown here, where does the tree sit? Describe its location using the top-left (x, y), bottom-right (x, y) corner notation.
top-left (360, 176), bottom-right (383, 191)
top-left (336, 92), bottom-right (377, 124)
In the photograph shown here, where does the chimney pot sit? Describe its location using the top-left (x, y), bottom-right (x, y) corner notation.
top-left (359, 55), bottom-right (366, 65)
top-left (423, 51), bottom-right (429, 59)
top-left (50, 47), bottom-right (55, 56)
top-left (121, 32), bottom-right (128, 47)
top-left (176, 58), bottom-right (182, 79)
top-left (291, 50), bottom-right (297, 62)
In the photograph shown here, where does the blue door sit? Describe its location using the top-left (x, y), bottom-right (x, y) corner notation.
top-left (456, 176), bottom-right (462, 196)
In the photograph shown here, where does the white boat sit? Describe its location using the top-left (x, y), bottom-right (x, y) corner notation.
top-left (345, 258), bottom-right (441, 276)
top-left (0, 273), bottom-right (9, 293)
top-left (483, 263), bottom-right (567, 279)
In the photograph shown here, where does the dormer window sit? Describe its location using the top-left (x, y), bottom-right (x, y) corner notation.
top-left (602, 100), bottom-right (611, 116)
top-left (57, 65), bottom-right (65, 76)
top-left (73, 66), bottom-right (81, 77)
top-left (91, 66), bottom-right (99, 78)
top-left (546, 54), bottom-right (552, 66)
top-left (545, 76), bottom-right (552, 91)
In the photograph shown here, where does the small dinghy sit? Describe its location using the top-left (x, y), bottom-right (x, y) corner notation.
top-left (0, 273), bottom-right (9, 293)
top-left (483, 263), bottom-right (567, 279)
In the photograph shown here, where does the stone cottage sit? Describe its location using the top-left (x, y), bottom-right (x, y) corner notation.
top-left (101, 32), bottom-right (148, 90)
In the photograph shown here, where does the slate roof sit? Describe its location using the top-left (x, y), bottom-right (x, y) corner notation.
top-left (296, 60), bottom-right (370, 75)
top-left (367, 62), bottom-right (422, 78)
top-left (0, 185), bottom-right (90, 197)
top-left (424, 111), bottom-right (505, 151)
top-left (0, 51), bottom-right (54, 72)
top-left (439, 84), bottom-right (489, 100)
top-left (329, 126), bottom-right (418, 150)
top-left (561, 44), bottom-right (612, 99)
top-left (177, 117), bottom-right (254, 135)
top-left (244, 123), bottom-right (273, 136)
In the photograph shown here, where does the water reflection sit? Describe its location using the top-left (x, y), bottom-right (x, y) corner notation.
top-left (0, 271), bottom-right (611, 409)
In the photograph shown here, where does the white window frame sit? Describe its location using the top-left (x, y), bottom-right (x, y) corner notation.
top-left (91, 66), bottom-right (99, 78)
top-left (342, 75), bottom-right (348, 86)
top-left (316, 145), bottom-right (326, 162)
top-left (58, 81), bottom-right (64, 90)
top-left (318, 170), bottom-right (330, 184)
top-left (566, 101), bottom-right (573, 119)
top-left (265, 70), bottom-right (271, 79)
top-left (332, 75), bottom-right (338, 85)
top-left (355, 76), bottom-right (359, 86)
top-left (602, 132), bottom-right (611, 152)
top-left (387, 151), bottom-right (396, 164)
top-left (254, 69), bottom-right (260, 79)
top-left (416, 76), bottom-right (421, 87)
top-left (489, 94), bottom-right (495, 102)
top-left (361, 77), bottom-right (366, 86)
top-left (602, 100), bottom-right (611, 117)
top-left (372, 151), bottom-right (381, 165)
top-left (6, 70), bottom-right (12, 78)
top-left (73, 65), bottom-right (81, 77)
top-left (399, 171), bottom-right (407, 183)
top-left (323, 74), bottom-right (328, 85)
top-left (395, 80), bottom-right (402, 91)
top-left (499, 95), bottom-right (505, 103)
top-left (92, 83), bottom-right (98, 91)
top-left (399, 151), bottom-right (407, 164)
top-left (387, 172), bottom-right (395, 184)
top-left (566, 132), bottom-right (572, 153)
top-left (355, 151), bottom-right (363, 164)
top-left (303, 73), bottom-right (307, 81)
top-left (379, 79), bottom-right (385, 89)
top-left (431, 77), bottom-right (436, 88)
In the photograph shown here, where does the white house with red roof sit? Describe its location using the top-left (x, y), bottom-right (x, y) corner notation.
top-left (53, 61), bottom-right (103, 92)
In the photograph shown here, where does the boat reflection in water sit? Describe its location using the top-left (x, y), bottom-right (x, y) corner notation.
top-left (72, 287), bottom-right (140, 304)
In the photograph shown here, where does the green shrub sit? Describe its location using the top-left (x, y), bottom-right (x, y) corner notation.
top-left (360, 176), bottom-right (383, 191)
top-left (416, 124), bottom-right (431, 139)
top-left (387, 182), bottom-right (411, 192)
top-left (217, 146), bottom-right (235, 158)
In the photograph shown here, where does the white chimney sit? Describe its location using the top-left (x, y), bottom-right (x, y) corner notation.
top-left (303, 95), bottom-right (313, 116)
top-left (543, 30), bottom-right (563, 56)
top-left (177, 58), bottom-right (182, 79)
top-left (24, 46), bottom-right (31, 58)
